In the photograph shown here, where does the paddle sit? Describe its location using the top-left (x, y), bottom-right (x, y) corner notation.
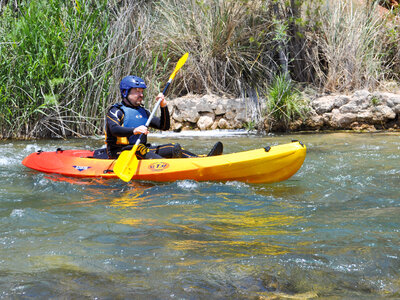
top-left (113, 52), bottom-right (189, 182)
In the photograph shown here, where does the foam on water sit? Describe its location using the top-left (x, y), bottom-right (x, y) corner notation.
top-left (0, 157), bottom-right (9, 166)
top-left (24, 144), bottom-right (41, 153)
top-left (149, 129), bottom-right (254, 138)
top-left (177, 180), bottom-right (199, 190)
top-left (10, 209), bottom-right (25, 218)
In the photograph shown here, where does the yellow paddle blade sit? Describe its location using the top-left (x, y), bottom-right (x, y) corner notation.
top-left (169, 52), bottom-right (189, 81)
top-left (113, 144), bottom-right (140, 182)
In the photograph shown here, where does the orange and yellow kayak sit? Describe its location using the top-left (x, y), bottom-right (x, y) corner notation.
top-left (22, 141), bottom-right (306, 183)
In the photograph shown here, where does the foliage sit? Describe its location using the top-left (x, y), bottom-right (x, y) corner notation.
top-left (266, 73), bottom-right (309, 128)
top-left (0, 0), bottom-right (111, 138)
top-left (244, 120), bottom-right (256, 131)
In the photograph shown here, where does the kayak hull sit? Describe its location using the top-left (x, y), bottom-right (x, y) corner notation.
top-left (22, 141), bottom-right (306, 184)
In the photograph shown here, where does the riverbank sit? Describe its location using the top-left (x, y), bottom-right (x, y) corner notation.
top-left (167, 89), bottom-right (400, 133)
top-left (1, 0), bottom-right (399, 139)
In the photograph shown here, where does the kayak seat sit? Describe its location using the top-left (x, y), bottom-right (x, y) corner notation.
top-left (93, 148), bottom-right (108, 159)
top-left (207, 141), bottom-right (223, 156)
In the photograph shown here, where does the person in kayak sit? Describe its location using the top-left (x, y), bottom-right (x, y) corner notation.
top-left (103, 75), bottom-right (223, 159)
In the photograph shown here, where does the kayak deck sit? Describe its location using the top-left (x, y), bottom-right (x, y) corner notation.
top-left (22, 141), bottom-right (306, 183)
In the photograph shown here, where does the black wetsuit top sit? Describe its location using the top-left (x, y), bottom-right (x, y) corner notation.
top-left (105, 100), bottom-right (170, 158)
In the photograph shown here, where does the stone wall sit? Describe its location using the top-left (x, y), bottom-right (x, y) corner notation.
top-left (167, 90), bottom-right (400, 132)
top-left (305, 90), bottom-right (400, 131)
top-left (167, 94), bottom-right (256, 131)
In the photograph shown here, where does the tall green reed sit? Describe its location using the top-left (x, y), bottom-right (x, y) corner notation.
top-left (0, 0), bottom-right (112, 138)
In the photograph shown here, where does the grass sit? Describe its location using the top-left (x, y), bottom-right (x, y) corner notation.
top-left (150, 0), bottom-right (282, 97)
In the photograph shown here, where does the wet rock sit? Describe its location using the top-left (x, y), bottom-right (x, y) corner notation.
top-left (217, 118), bottom-right (229, 129)
top-left (171, 120), bottom-right (182, 131)
top-left (351, 122), bottom-right (377, 131)
top-left (289, 119), bottom-right (303, 131)
top-left (305, 115), bottom-right (324, 128)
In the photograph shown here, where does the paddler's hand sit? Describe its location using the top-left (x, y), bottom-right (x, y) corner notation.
top-left (133, 125), bottom-right (149, 135)
top-left (156, 93), bottom-right (167, 108)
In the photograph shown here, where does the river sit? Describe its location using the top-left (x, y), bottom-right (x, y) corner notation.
top-left (0, 132), bottom-right (399, 298)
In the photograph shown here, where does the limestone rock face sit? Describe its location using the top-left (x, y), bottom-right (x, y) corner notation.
top-left (312, 95), bottom-right (350, 114)
top-left (308, 90), bottom-right (399, 131)
top-left (167, 95), bottom-right (260, 131)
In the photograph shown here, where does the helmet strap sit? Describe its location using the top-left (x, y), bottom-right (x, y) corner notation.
top-left (122, 89), bottom-right (129, 98)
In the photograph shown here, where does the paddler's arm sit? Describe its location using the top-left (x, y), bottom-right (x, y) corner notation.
top-left (149, 93), bottom-right (170, 131)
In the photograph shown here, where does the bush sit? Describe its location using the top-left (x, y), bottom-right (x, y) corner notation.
top-left (266, 73), bottom-right (309, 129)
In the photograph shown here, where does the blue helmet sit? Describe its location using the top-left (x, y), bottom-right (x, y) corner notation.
top-left (119, 75), bottom-right (147, 98)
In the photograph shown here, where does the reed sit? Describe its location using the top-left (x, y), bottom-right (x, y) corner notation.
top-left (0, 0), bottom-right (112, 138)
top-left (151, 0), bottom-right (277, 96)
top-left (305, 0), bottom-right (394, 92)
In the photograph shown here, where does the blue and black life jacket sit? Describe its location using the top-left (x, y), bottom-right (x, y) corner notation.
top-left (113, 103), bottom-right (149, 145)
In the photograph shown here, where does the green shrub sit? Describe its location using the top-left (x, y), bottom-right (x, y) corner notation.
top-left (266, 73), bottom-right (309, 128)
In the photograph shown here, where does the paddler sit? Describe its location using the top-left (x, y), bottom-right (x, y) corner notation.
top-left (103, 75), bottom-right (223, 159)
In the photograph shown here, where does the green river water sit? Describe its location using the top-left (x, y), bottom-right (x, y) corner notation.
top-left (0, 132), bottom-right (399, 299)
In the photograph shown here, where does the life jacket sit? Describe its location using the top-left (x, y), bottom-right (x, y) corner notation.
top-left (110, 103), bottom-right (149, 145)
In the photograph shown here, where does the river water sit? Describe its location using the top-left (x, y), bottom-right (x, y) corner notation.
top-left (0, 132), bottom-right (399, 299)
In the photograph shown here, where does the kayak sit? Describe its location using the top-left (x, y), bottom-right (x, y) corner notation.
top-left (22, 141), bottom-right (306, 183)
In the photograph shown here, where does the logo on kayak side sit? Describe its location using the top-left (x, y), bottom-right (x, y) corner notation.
top-left (73, 165), bottom-right (92, 172)
top-left (148, 162), bottom-right (169, 172)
